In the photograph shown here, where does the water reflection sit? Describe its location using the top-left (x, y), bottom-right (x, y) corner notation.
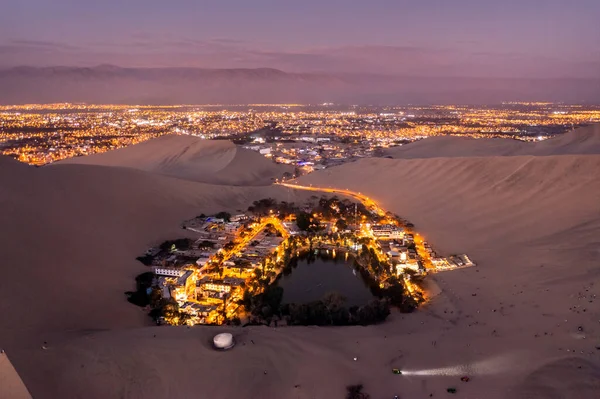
top-left (278, 251), bottom-right (375, 307)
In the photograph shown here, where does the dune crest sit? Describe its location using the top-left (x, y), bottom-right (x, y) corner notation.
top-left (56, 134), bottom-right (293, 186)
top-left (384, 124), bottom-right (600, 159)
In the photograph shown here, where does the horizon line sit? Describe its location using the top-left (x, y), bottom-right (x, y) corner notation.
top-left (1, 64), bottom-right (599, 81)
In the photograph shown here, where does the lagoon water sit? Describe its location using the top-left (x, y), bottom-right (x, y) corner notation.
top-left (278, 254), bottom-right (374, 307)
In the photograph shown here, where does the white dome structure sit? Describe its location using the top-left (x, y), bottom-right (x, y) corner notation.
top-left (213, 333), bottom-right (235, 350)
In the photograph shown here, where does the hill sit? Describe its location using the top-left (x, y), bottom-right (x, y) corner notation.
top-left (384, 124), bottom-right (600, 159)
top-left (56, 135), bottom-right (293, 186)
top-left (1, 150), bottom-right (599, 398)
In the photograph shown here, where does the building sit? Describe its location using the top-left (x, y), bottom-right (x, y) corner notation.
top-left (180, 302), bottom-right (219, 317)
top-left (196, 257), bottom-right (211, 267)
top-left (223, 222), bottom-right (240, 233)
top-left (431, 258), bottom-right (450, 268)
top-left (457, 254), bottom-right (476, 267)
top-left (172, 270), bottom-right (197, 303)
top-left (179, 302), bottom-right (220, 324)
top-left (283, 222), bottom-right (300, 235)
top-left (153, 267), bottom-right (185, 277)
top-left (223, 276), bottom-right (246, 287)
top-left (396, 258), bottom-right (422, 274)
top-left (197, 278), bottom-right (232, 295)
top-left (372, 224), bottom-right (405, 239)
top-left (230, 214), bottom-right (249, 222)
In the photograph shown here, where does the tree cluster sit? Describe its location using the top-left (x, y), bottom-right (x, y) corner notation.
top-left (159, 238), bottom-right (192, 252)
top-left (214, 211), bottom-right (231, 222)
top-left (244, 283), bottom-right (391, 326)
top-left (281, 297), bottom-right (390, 326)
top-left (125, 271), bottom-right (155, 307)
top-left (247, 198), bottom-right (277, 215)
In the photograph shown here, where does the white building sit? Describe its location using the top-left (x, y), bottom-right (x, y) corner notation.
top-left (153, 267), bottom-right (185, 277)
top-left (196, 257), bottom-right (211, 267)
top-left (224, 222), bottom-right (240, 233)
top-left (457, 254), bottom-right (476, 267)
top-left (372, 224), bottom-right (404, 239)
top-left (396, 259), bottom-right (421, 274)
top-left (230, 214), bottom-right (249, 222)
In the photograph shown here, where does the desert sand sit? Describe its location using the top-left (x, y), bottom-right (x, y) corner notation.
top-left (58, 134), bottom-right (293, 186)
top-left (1, 129), bottom-right (599, 399)
top-left (0, 353), bottom-right (31, 399)
top-left (384, 124), bottom-right (600, 159)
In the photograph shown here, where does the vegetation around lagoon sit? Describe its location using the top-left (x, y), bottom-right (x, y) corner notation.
top-left (129, 194), bottom-right (439, 327)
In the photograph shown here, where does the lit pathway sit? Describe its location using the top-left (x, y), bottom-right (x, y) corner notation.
top-left (219, 216), bottom-right (288, 264)
top-left (277, 182), bottom-right (386, 217)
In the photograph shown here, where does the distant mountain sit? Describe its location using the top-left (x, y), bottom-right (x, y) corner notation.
top-left (383, 124), bottom-right (600, 159)
top-left (1, 65), bottom-right (599, 104)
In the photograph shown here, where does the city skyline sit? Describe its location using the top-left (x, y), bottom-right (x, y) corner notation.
top-left (3, 0), bottom-right (600, 78)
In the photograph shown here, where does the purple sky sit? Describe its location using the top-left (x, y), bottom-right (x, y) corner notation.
top-left (2, 0), bottom-right (599, 78)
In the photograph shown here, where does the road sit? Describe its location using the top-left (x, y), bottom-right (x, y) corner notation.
top-left (218, 216), bottom-right (289, 264)
top-left (277, 182), bottom-right (387, 217)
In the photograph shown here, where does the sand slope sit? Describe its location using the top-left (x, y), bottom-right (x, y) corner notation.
top-left (57, 135), bottom-right (293, 186)
top-left (0, 158), bottom-right (295, 347)
top-left (384, 124), bottom-right (600, 159)
top-left (0, 353), bottom-right (31, 399)
top-left (1, 138), bottom-right (600, 398)
top-left (296, 154), bottom-right (600, 398)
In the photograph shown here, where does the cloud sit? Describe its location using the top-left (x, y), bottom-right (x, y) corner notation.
top-left (8, 39), bottom-right (79, 51)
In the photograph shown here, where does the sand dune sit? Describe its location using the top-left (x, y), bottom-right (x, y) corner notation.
top-left (295, 153), bottom-right (600, 398)
top-left (1, 136), bottom-right (600, 398)
top-left (514, 357), bottom-right (600, 399)
top-left (0, 353), bottom-right (31, 399)
top-left (57, 135), bottom-right (293, 186)
top-left (0, 158), bottom-right (296, 347)
top-left (384, 123), bottom-right (600, 159)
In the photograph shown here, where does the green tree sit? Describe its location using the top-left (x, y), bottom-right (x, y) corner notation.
top-left (295, 211), bottom-right (311, 231)
top-left (157, 298), bottom-right (180, 320)
top-left (215, 211), bottom-right (231, 221)
top-left (262, 285), bottom-right (284, 312)
top-left (149, 287), bottom-right (162, 308)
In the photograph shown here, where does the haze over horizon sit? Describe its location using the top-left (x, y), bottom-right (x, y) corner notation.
top-left (3, 0), bottom-right (600, 79)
